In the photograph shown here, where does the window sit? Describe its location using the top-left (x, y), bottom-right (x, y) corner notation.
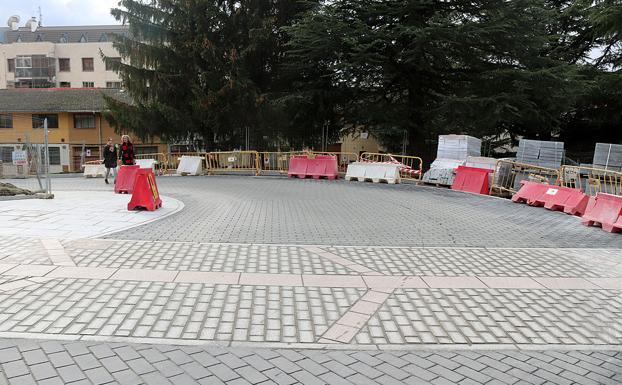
top-left (74, 114), bottom-right (95, 128)
top-left (82, 58), bottom-right (94, 72)
top-left (0, 147), bottom-right (13, 163)
top-left (79, 34), bottom-right (87, 43)
top-left (32, 114), bottom-right (59, 129)
top-left (59, 33), bottom-right (68, 43)
top-left (0, 114), bottom-right (13, 128)
top-left (105, 57), bottom-right (121, 71)
top-left (82, 81), bottom-right (94, 88)
top-left (7, 59), bottom-right (15, 73)
top-left (35, 34), bottom-right (44, 42)
top-left (40, 147), bottom-right (61, 165)
top-left (106, 82), bottom-right (121, 89)
top-left (99, 33), bottom-right (108, 42)
top-left (59, 82), bottom-right (71, 88)
top-left (58, 58), bottom-right (70, 72)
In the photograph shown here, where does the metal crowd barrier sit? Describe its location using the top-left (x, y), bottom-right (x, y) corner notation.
top-left (310, 152), bottom-right (359, 174)
top-left (489, 159), bottom-right (560, 197)
top-left (360, 152), bottom-right (423, 181)
top-left (560, 165), bottom-right (622, 196)
top-left (257, 152), bottom-right (300, 174)
top-left (206, 151), bottom-right (260, 176)
top-left (135, 153), bottom-right (170, 174)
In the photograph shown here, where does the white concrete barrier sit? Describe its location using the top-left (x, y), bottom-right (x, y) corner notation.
top-left (345, 162), bottom-right (401, 184)
top-left (83, 163), bottom-right (106, 178)
top-left (136, 159), bottom-right (157, 171)
top-left (176, 156), bottom-right (203, 176)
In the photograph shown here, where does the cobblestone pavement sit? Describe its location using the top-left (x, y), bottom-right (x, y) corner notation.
top-left (8, 175), bottom-right (622, 248)
top-left (0, 339), bottom-right (621, 385)
top-left (0, 175), bottom-right (620, 384)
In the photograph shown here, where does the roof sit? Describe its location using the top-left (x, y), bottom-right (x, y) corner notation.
top-left (4, 25), bottom-right (128, 44)
top-left (0, 88), bottom-right (132, 113)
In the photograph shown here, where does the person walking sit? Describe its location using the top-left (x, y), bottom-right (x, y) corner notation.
top-left (119, 134), bottom-right (135, 166)
top-left (103, 138), bottom-right (118, 184)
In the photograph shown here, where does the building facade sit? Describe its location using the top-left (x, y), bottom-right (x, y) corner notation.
top-left (0, 88), bottom-right (166, 174)
top-left (0, 24), bottom-right (126, 89)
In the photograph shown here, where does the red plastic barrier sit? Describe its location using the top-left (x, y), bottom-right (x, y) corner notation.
top-left (581, 193), bottom-right (622, 233)
top-left (287, 156), bottom-right (309, 179)
top-left (540, 186), bottom-right (589, 216)
top-left (128, 168), bottom-right (162, 211)
top-left (114, 165), bottom-right (140, 194)
top-left (451, 166), bottom-right (493, 195)
top-left (287, 155), bottom-right (338, 180)
top-left (511, 181), bottom-right (550, 205)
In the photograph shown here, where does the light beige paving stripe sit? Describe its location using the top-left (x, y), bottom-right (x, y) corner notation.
top-left (40, 238), bottom-right (76, 266)
top-left (319, 289), bottom-right (393, 344)
top-left (304, 246), bottom-right (383, 275)
top-left (0, 265), bottom-right (619, 290)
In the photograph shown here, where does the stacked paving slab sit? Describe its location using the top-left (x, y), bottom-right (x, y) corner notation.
top-left (423, 135), bottom-right (483, 186)
top-left (516, 139), bottom-right (564, 169)
top-left (593, 143), bottom-right (622, 171)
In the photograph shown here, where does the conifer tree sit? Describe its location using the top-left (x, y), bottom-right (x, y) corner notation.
top-left (104, 0), bottom-right (314, 150)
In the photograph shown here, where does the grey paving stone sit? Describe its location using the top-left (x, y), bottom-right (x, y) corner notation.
top-left (2, 361), bottom-right (29, 378)
top-left (532, 369), bottom-right (573, 385)
top-left (21, 350), bottom-right (47, 366)
top-left (0, 348), bottom-right (21, 363)
top-left (29, 362), bottom-right (57, 381)
top-left (323, 360), bottom-right (357, 378)
top-left (111, 368), bottom-right (142, 385)
top-left (208, 363), bottom-right (240, 382)
top-left (100, 356), bottom-right (129, 373)
top-left (57, 365), bottom-right (86, 383)
top-left (7, 374), bottom-right (37, 385)
top-left (262, 367), bottom-right (297, 385)
top-left (84, 367), bottom-right (115, 385)
top-left (235, 365), bottom-right (269, 384)
top-left (47, 352), bottom-right (73, 368)
top-left (141, 371), bottom-right (173, 385)
top-left (180, 361), bottom-right (211, 380)
top-left (74, 353), bottom-right (101, 371)
top-left (168, 373), bottom-right (200, 385)
top-left (126, 358), bottom-right (156, 375)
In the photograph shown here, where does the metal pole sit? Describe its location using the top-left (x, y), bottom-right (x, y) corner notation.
top-left (43, 117), bottom-right (51, 194)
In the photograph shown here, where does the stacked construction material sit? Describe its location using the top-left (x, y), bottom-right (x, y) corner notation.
top-left (516, 139), bottom-right (564, 169)
top-left (423, 135), bottom-right (482, 186)
top-left (593, 143), bottom-right (622, 171)
top-left (466, 156), bottom-right (497, 170)
top-left (437, 135), bottom-right (482, 159)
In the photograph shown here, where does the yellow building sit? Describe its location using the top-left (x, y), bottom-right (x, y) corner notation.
top-left (0, 88), bottom-right (166, 173)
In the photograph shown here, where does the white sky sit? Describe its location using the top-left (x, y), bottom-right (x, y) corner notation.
top-left (0, 0), bottom-right (120, 26)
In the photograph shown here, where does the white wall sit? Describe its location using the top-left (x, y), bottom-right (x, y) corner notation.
top-left (0, 41), bottom-right (122, 89)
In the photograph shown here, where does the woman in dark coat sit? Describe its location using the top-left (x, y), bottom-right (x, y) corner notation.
top-left (119, 135), bottom-right (135, 166)
top-left (103, 138), bottom-right (117, 184)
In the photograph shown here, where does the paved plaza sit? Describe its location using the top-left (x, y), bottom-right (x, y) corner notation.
top-left (0, 175), bottom-right (620, 384)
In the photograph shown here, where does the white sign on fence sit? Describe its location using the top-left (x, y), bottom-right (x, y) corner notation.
top-left (11, 150), bottom-right (27, 166)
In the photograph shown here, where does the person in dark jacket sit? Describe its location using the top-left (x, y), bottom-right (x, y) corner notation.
top-left (119, 135), bottom-right (135, 166)
top-left (103, 138), bottom-right (118, 184)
